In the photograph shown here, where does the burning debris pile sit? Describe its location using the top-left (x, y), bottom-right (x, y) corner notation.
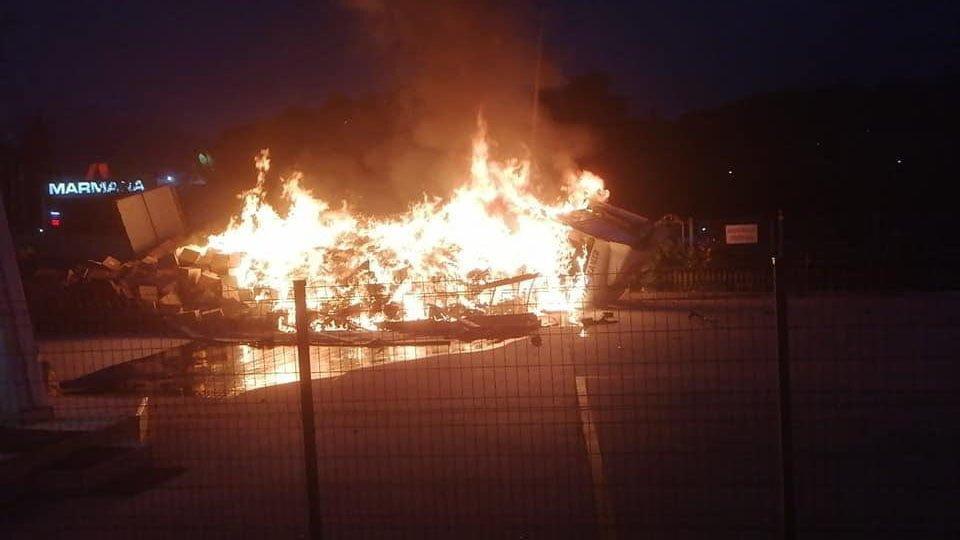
top-left (71, 119), bottom-right (622, 342)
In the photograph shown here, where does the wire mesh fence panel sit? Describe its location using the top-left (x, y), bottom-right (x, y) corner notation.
top-left (4, 294), bottom-right (310, 540)
top-left (788, 267), bottom-right (960, 538)
top-left (594, 276), bottom-right (782, 538)
top-left (6, 264), bottom-right (958, 538)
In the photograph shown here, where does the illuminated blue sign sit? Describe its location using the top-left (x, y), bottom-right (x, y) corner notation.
top-left (47, 179), bottom-right (146, 197)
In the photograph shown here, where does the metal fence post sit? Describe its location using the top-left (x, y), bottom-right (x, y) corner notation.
top-left (773, 212), bottom-right (797, 540)
top-left (294, 279), bottom-right (322, 539)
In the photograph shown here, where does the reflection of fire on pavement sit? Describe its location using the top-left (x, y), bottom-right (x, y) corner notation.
top-left (60, 338), bottom-right (527, 397)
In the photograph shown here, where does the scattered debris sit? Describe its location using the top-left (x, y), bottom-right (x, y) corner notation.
top-left (65, 243), bottom-right (547, 344)
top-left (580, 311), bottom-right (618, 327)
top-left (688, 310), bottom-right (719, 327)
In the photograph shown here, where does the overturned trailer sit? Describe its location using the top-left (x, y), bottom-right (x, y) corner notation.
top-left (563, 202), bottom-right (676, 305)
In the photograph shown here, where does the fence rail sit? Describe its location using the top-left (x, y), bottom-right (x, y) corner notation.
top-left (653, 263), bottom-right (960, 294)
top-left (656, 267), bottom-right (773, 292)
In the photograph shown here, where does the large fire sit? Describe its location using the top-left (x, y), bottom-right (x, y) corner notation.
top-left (183, 116), bottom-right (609, 331)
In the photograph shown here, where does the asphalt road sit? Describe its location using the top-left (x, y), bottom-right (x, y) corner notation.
top-left (8, 293), bottom-right (959, 538)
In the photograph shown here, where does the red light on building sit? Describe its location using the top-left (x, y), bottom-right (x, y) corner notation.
top-left (50, 218), bottom-right (61, 228)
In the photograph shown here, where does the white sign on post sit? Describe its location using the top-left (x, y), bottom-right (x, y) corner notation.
top-left (725, 223), bottom-right (759, 245)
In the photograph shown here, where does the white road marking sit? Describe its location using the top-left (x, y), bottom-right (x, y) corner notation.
top-left (576, 375), bottom-right (617, 539)
top-left (136, 396), bottom-right (150, 443)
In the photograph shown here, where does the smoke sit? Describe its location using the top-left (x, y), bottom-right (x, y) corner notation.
top-left (341, 0), bottom-right (593, 207)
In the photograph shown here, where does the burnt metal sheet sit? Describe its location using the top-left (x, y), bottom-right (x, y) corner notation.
top-left (560, 202), bottom-right (652, 246)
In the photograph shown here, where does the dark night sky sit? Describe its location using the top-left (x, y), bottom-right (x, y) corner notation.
top-left (1, 0), bottom-right (956, 136)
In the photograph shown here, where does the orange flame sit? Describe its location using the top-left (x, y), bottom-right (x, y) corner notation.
top-left (185, 116), bottom-right (609, 331)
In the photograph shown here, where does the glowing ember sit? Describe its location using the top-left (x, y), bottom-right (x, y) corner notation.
top-left (182, 116), bottom-right (609, 331)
